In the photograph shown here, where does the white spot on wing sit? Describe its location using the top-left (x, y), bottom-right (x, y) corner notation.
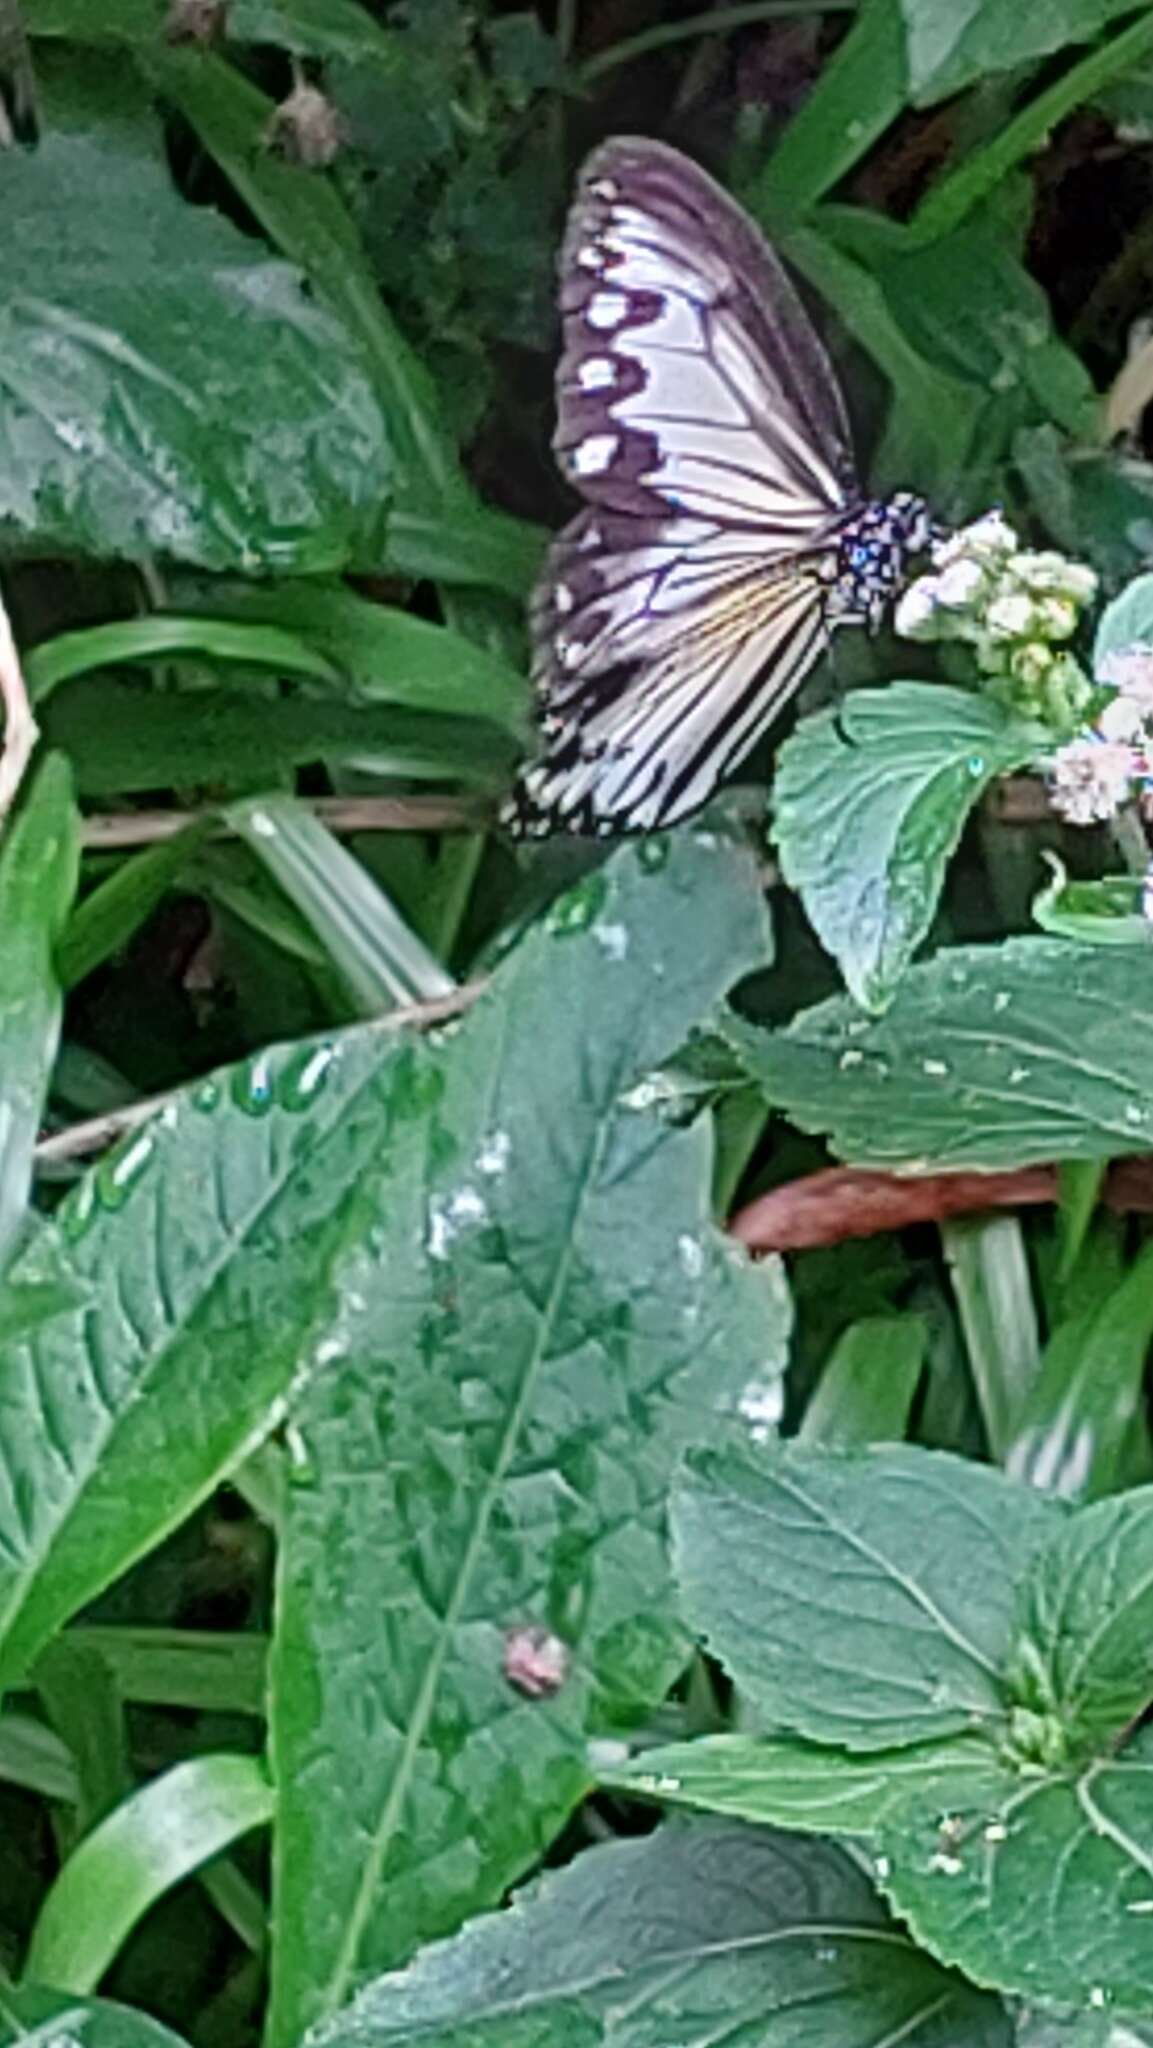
top-left (586, 291), bottom-right (629, 331)
top-left (571, 433), bottom-right (618, 477)
top-left (577, 355), bottom-right (618, 392)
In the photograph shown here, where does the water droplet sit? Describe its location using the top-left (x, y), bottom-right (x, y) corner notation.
top-left (653, 1773), bottom-right (682, 1793)
top-left (838, 1049), bottom-right (865, 1070)
top-left (993, 991), bottom-right (1011, 1013)
top-left (60, 1174), bottom-right (98, 1242)
top-left (593, 920), bottom-right (629, 961)
top-left (922, 1058), bottom-right (949, 1078)
top-left (191, 1077), bottom-right (220, 1113)
top-left (279, 1041), bottom-right (337, 1110)
top-left (232, 1053), bottom-right (275, 1116)
top-left (95, 1131), bottom-right (156, 1211)
top-left (476, 1130), bottom-right (511, 1177)
top-left (677, 1233), bottom-right (704, 1278)
top-left (546, 871), bottom-right (609, 936)
top-left (637, 834), bottom-right (670, 873)
top-left (1126, 1103), bottom-right (1148, 1125)
top-left (967, 754), bottom-right (986, 777)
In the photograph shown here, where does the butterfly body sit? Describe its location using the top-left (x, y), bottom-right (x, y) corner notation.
top-left (506, 139), bottom-right (937, 838)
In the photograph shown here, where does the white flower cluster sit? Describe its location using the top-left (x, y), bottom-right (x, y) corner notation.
top-left (895, 513), bottom-right (1098, 727)
top-left (1048, 643), bottom-right (1153, 827)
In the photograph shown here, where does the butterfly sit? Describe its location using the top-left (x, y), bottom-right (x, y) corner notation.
top-left (505, 135), bottom-right (938, 838)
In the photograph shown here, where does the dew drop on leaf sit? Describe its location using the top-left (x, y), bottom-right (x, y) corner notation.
top-left (95, 1131), bottom-right (156, 1211)
top-left (279, 1042), bottom-right (337, 1111)
top-left (60, 1175), bottom-right (98, 1243)
top-left (546, 871), bottom-right (609, 936)
top-left (191, 1077), bottom-right (221, 1113)
top-left (232, 1053), bottom-right (275, 1116)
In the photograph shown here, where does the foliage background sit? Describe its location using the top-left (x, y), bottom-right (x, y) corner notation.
top-left (5, 1), bottom-right (1153, 2045)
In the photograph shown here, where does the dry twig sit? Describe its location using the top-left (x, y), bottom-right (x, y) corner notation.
top-left (34, 979), bottom-right (488, 1167)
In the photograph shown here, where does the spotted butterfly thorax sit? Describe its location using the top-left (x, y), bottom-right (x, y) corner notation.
top-left (503, 136), bottom-right (938, 839)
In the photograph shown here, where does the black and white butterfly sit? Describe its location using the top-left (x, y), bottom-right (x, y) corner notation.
top-left (505, 135), bottom-right (938, 838)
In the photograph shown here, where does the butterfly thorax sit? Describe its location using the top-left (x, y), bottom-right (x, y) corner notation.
top-left (825, 491), bottom-right (937, 630)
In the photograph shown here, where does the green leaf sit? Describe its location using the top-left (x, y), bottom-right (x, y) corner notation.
top-left (0, 1986), bottom-right (190, 2046)
top-left (605, 1729), bottom-right (1000, 1836)
top-left (878, 1730), bottom-right (1153, 2014)
top-left (674, 1442), bottom-right (1062, 1750)
top-left (266, 828), bottom-right (784, 2040)
top-left (0, 1708), bottom-right (78, 1803)
top-left (40, 679), bottom-right (513, 796)
top-left (228, 795), bottom-right (454, 1014)
top-left (0, 1020), bottom-right (487, 1696)
top-left (1005, 1241), bottom-right (1153, 1500)
top-left (1016, 429), bottom-right (1153, 595)
top-left (34, 1633), bottom-right (131, 1832)
top-left (1008, 1486), bottom-right (1153, 1747)
top-left (752, 0), bottom-right (908, 212)
top-left (0, 53), bottom-right (390, 572)
top-left (161, 581), bottom-right (530, 737)
top-left (0, 753), bottom-right (79, 1269)
top-left (229, 0), bottom-right (400, 62)
top-left (774, 685), bottom-right (1038, 1009)
top-left (727, 937), bottom-right (1153, 1170)
top-left (942, 1215), bottom-right (1040, 1462)
top-left (799, 1314), bottom-right (926, 1446)
top-left (302, 1820), bottom-right (1011, 2048)
top-left (59, 820), bottom-right (213, 991)
top-left (23, 615), bottom-right (341, 704)
top-left (66, 1626), bottom-right (267, 1716)
top-left (1094, 569), bottom-right (1153, 672)
top-left (900, 0), bottom-right (1147, 106)
top-left (1032, 861), bottom-right (1150, 948)
top-left (25, 1753), bottom-right (274, 1993)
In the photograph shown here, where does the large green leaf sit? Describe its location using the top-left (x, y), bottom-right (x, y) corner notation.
top-left (900, 0), bottom-right (1143, 105)
top-left (728, 938), bottom-right (1153, 1170)
top-left (878, 1729), bottom-right (1153, 2014)
top-left (774, 685), bottom-right (1038, 1009)
top-left (1008, 1488), bottom-right (1153, 1750)
top-left (673, 1442), bottom-right (1062, 1750)
top-left (0, 1987), bottom-right (189, 2045)
top-left (265, 828), bottom-right (783, 2041)
top-left (0, 53), bottom-right (390, 570)
top-left (0, 754), bottom-right (79, 1269)
top-left (606, 1729), bottom-right (998, 1836)
top-left (303, 1821), bottom-right (1010, 2048)
top-left (40, 679), bottom-right (513, 796)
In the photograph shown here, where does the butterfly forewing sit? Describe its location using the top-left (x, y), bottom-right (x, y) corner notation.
top-left (508, 137), bottom-right (862, 837)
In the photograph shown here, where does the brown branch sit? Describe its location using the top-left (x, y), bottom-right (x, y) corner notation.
top-left (82, 794), bottom-right (485, 851)
top-left (34, 979), bottom-right (488, 1167)
top-left (729, 1156), bottom-right (1153, 1255)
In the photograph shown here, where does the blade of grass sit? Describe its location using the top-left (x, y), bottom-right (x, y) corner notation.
top-left (908, 9), bottom-right (1153, 244)
top-left (750, 0), bottom-right (905, 213)
top-left (798, 1314), bottom-right (925, 1446)
top-left (942, 1213), bottom-right (1041, 1461)
top-left (59, 819), bottom-right (213, 991)
top-left (24, 1754), bottom-right (274, 1994)
top-left (229, 794), bottom-right (454, 1011)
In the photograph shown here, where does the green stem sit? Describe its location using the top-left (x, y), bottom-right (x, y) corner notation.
top-left (579, 0), bottom-right (855, 85)
top-left (909, 9), bottom-right (1153, 245)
